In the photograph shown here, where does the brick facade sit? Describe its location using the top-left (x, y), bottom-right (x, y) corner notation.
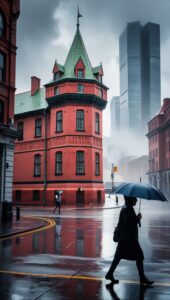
top-left (13, 24), bottom-right (108, 206)
top-left (147, 98), bottom-right (170, 199)
top-left (0, 0), bottom-right (20, 222)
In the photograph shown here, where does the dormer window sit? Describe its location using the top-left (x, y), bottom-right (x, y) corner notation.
top-left (54, 72), bottom-right (59, 81)
top-left (77, 69), bottom-right (84, 79)
top-left (75, 58), bottom-right (85, 78)
top-left (98, 74), bottom-right (102, 83)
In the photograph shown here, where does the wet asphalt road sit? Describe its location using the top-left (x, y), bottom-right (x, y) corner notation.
top-left (0, 198), bottom-right (170, 299)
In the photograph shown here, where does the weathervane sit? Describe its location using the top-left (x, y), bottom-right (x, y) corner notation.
top-left (77, 6), bottom-right (83, 28)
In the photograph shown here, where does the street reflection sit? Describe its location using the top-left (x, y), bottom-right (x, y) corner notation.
top-left (0, 208), bottom-right (169, 300)
top-left (105, 283), bottom-right (153, 300)
top-left (9, 217), bottom-right (104, 258)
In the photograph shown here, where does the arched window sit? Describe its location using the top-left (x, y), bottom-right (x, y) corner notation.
top-left (76, 151), bottom-right (85, 175)
top-left (17, 121), bottom-right (24, 140)
top-left (76, 110), bottom-right (84, 131)
top-left (0, 100), bottom-right (4, 124)
top-left (95, 112), bottom-right (100, 134)
top-left (35, 118), bottom-right (42, 137)
top-left (0, 52), bottom-right (5, 82)
top-left (56, 111), bottom-right (63, 132)
top-left (34, 154), bottom-right (41, 176)
top-left (95, 153), bottom-right (100, 175)
top-left (55, 152), bottom-right (62, 175)
top-left (0, 12), bottom-right (5, 36)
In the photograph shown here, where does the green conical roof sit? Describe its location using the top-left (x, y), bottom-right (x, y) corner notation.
top-left (60, 27), bottom-right (96, 80)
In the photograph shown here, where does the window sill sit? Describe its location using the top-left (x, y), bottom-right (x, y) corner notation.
top-left (76, 129), bottom-right (85, 132)
top-left (76, 173), bottom-right (85, 176)
top-left (33, 175), bottom-right (41, 177)
top-left (55, 130), bottom-right (63, 133)
top-left (34, 135), bottom-right (42, 138)
top-left (95, 132), bottom-right (100, 135)
top-left (55, 173), bottom-right (63, 176)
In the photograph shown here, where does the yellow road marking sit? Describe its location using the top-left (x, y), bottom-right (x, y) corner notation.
top-left (0, 270), bottom-right (169, 287)
top-left (0, 217), bottom-right (56, 241)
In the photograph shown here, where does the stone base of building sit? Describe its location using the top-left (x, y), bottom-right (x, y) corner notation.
top-left (13, 183), bottom-right (105, 206)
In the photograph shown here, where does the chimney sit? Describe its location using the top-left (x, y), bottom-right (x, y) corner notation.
top-left (31, 76), bottom-right (41, 96)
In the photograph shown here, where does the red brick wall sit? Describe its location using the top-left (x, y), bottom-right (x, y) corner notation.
top-left (0, 0), bottom-right (20, 124)
top-left (46, 82), bottom-right (107, 100)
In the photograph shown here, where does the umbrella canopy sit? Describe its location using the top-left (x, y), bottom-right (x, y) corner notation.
top-left (115, 182), bottom-right (168, 201)
top-left (55, 190), bottom-right (63, 196)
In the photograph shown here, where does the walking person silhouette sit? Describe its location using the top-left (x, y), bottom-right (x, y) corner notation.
top-left (53, 191), bottom-right (62, 214)
top-left (105, 196), bottom-right (154, 285)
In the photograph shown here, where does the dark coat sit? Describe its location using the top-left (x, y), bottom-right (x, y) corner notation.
top-left (114, 205), bottom-right (144, 261)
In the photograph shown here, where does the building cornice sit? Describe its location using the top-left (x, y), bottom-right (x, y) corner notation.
top-left (46, 93), bottom-right (107, 110)
top-left (13, 180), bottom-right (104, 185)
top-left (14, 108), bottom-right (47, 119)
top-left (146, 119), bottom-right (170, 138)
top-left (0, 124), bottom-right (19, 139)
top-left (44, 77), bottom-right (108, 90)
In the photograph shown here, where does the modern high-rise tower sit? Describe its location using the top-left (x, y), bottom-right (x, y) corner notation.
top-left (110, 96), bottom-right (120, 135)
top-left (119, 21), bottom-right (161, 133)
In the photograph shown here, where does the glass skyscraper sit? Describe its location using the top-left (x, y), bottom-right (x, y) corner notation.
top-left (110, 96), bottom-right (120, 135)
top-left (119, 21), bottom-right (161, 133)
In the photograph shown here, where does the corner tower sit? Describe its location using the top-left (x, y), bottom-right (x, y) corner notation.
top-left (45, 17), bottom-right (108, 205)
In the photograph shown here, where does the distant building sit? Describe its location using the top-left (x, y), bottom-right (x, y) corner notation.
top-left (119, 21), bottom-right (161, 133)
top-left (117, 155), bottom-right (149, 183)
top-left (147, 98), bottom-right (170, 199)
top-left (13, 18), bottom-right (108, 206)
top-left (0, 0), bottom-right (20, 222)
top-left (110, 96), bottom-right (120, 135)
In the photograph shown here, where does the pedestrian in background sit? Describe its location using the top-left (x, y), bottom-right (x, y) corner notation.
top-left (53, 191), bottom-right (61, 214)
top-left (105, 196), bottom-right (154, 285)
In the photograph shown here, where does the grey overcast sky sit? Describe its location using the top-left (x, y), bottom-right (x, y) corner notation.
top-left (16, 0), bottom-right (170, 135)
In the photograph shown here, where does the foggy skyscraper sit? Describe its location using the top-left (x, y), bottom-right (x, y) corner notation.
top-left (119, 21), bottom-right (161, 133)
top-left (110, 96), bottom-right (120, 135)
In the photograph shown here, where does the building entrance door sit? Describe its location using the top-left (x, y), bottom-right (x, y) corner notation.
top-left (97, 191), bottom-right (101, 204)
top-left (76, 191), bottom-right (85, 206)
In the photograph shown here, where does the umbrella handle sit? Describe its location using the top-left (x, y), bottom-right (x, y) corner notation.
top-left (138, 198), bottom-right (141, 227)
top-left (139, 198), bottom-right (141, 213)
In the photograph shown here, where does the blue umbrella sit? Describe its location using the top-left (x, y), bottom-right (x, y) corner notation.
top-left (115, 182), bottom-right (167, 228)
top-left (114, 182), bottom-right (167, 202)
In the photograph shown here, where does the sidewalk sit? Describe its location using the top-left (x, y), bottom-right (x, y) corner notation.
top-left (0, 195), bottom-right (123, 239)
top-left (15, 196), bottom-right (123, 212)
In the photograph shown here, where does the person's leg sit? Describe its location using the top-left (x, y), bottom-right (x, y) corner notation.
top-left (105, 256), bottom-right (121, 283)
top-left (58, 204), bottom-right (60, 214)
top-left (136, 260), bottom-right (154, 285)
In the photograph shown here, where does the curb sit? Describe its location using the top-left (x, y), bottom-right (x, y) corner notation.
top-left (73, 205), bottom-right (122, 211)
top-left (0, 217), bottom-right (47, 240)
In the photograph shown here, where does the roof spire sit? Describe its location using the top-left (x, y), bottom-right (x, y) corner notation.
top-left (77, 6), bottom-right (82, 28)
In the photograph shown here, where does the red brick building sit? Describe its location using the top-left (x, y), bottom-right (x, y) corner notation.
top-left (13, 20), bottom-right (108, 206)
top-left (0, 0), bottom-right (20, 221)
top-left (147, 98), bottom-right (170, 199)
